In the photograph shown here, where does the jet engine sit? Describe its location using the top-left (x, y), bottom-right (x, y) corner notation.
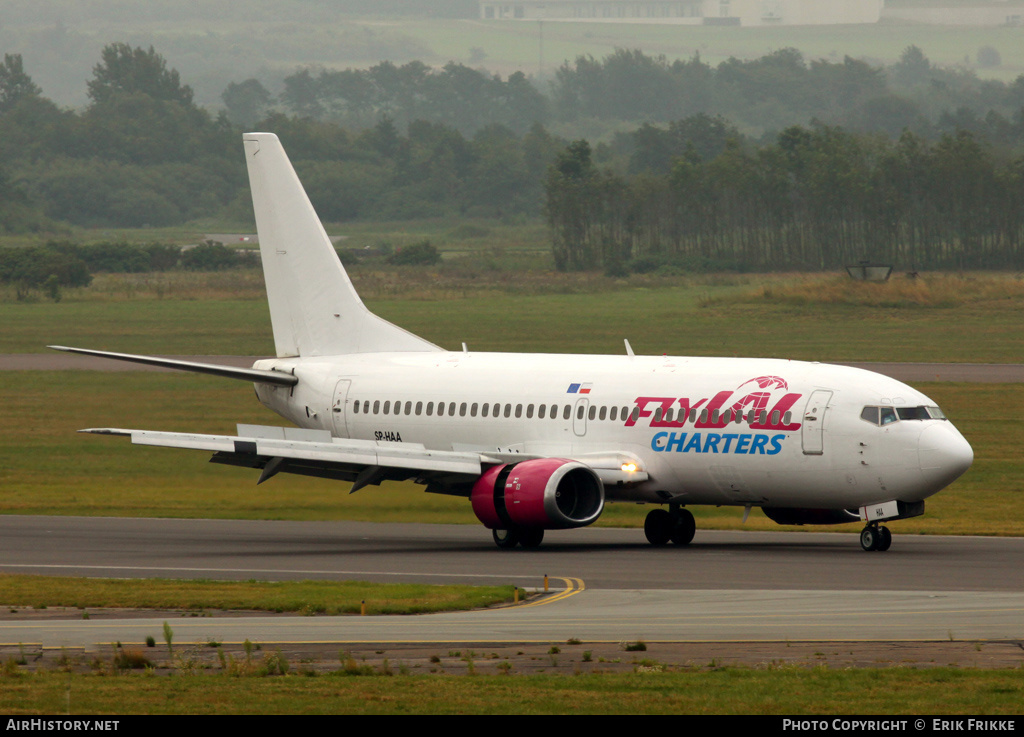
top-left (471, 458), bottom-right (605, 530)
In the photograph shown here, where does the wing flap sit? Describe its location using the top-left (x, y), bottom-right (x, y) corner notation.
top-left (80, 427), bottom-right (485, 476)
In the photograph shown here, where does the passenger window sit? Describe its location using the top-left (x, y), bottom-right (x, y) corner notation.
top-left (610, 406), bottom-right (618, 422)
top-left (471, 402), bottom-right (478, 417)
top-left (504, 404), bottom-right (512, 418)
top-left (538, 404), bottom-right (546, 419)
top-left (630, 407), bottom-right (640, 422)
top-left (460, 402), bottom-right (467, 417)
top-left (588, 405), bottom-right (596, 420)
top-left (654, 407), bottom-right (663, 422)
top-left (770, 410), bottom-right (780, 425)
top-left (415, 401), bottom-right (422, 416)
top-left (564, 405), bottom-right (571, 420)
top-left (404, 401), bottom-right (412, 415)
top-left (599, 406), bottom-right (607, 421)
top-left (481, 403), bottom-right (489, 418)
top-left (353, 400), bottom-right (360, 414)
top-left (373, 400), bottom-right (380, 414)
top-left (426, 402), bottom-right (433, 416)
top-left (515, 404), bottom-right (522, 418)
top-left (526, 404), bottom-right (534, 419)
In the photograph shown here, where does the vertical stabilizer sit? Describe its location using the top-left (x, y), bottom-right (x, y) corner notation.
top-left (243, 132), bottom-right (441, 357)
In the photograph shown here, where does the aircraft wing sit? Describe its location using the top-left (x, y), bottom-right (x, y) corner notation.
top-left (80, 424), bottom-right (647, 495)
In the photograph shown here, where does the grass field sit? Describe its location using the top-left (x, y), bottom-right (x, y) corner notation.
top-left (1, 271), bottom-right (1022, 534)
top-left (1, 667), bottom-right (1022, 714)
top-left (1, 270), bottom-right (1022, 714)
top-left (5, 270), bottom-right (1024, 360)
top-left (1, 372), bottom-right (1016, 534)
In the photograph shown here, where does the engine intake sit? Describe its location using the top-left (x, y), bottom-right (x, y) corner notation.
top-left (471, 458), bottom-right (605, 530)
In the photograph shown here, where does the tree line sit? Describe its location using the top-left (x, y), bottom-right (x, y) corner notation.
top-left (2, 42), bottom-right (1024, 274)
top-left (236, 45), bottom-right (1024, 145)
top-left (546, 124), bottom-right (1024, 272)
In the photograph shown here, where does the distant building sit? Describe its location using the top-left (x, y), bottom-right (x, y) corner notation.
top-left (882, 2), bottom-right (1024, 27)
top-left (478, 0), bottom-right (884, 26)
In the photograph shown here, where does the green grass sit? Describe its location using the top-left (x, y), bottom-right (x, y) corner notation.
top-left (0, 575), bottom-right (516, 615)
top-left (1, 668), bottom-right (1021, 714)
top-left (6, 270), bottom-right (1024, 361)
top-left (0, 371), bottom-right (1018, 535)
top-left (2, 272), bottom-right (1023, 532)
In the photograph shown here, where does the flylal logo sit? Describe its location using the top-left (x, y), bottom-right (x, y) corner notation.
top-left (626, 375), bottom-right (803, 432)
top-left (739, 375), bottom-right (789, 391)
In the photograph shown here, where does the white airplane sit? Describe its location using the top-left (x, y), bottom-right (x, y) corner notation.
top-left (52, 133), bottom-right (974, 552)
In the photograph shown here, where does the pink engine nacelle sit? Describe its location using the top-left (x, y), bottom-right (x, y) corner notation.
top-left (471, 458), bottom-right (605, 530)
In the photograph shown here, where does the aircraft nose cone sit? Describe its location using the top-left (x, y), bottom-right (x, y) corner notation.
top-left (919, 423), bottom-right (973, 489)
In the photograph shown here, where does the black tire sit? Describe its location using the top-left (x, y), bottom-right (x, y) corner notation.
top-left (644, 509), bottom-right (673, 546)
top-left (519, 528), bottom-right (545, 549)
top-left (671, 508), bottom-right (696, 546)
top-left (860, 526), bottom-right (879, 552)
top-left (876, 526), bottom-right (892, 552)
top-left (493, 528), bottom-right (520, 549)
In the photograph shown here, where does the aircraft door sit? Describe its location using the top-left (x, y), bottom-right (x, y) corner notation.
top-left (331, 379), bottom-right (352, 437)
top-left (573, 398), bottom-right (589, 437)
top-left (801, 389), bottom-right (833, 455)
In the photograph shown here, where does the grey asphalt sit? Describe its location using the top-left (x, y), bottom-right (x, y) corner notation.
top-left (2, 355), bottom-right (1021, 647)
top-left (0, 517), bottom-right (1021, 647)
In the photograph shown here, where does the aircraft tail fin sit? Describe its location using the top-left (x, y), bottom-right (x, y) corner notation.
top-left (243, 132), bottom-right (440, 357)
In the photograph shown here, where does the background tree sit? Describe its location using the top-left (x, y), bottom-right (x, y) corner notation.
top-left (87, 43), bottom-right (194, 106)
top-left (221, 78), bottom-right (273, 127)
top-left (0, 54), bottom-right (41, 112)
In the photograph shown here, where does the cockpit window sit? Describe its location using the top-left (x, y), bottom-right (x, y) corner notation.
top-left (896, 406), bottom-right (929, 421)
top-left (861, 404), bottom-right (947, 426)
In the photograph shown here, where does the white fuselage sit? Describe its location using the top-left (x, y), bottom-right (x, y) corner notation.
top-left (252, 352), bottom-right (973, 511)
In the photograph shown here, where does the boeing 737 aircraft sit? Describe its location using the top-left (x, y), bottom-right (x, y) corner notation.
top-left (53, 133), bottom-right (974, 552)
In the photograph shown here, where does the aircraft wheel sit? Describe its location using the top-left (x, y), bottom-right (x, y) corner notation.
top-left (859, 525), bottom-right (879, 552)
top-left (493, 528), bottom-right (521, 549)
top-left (876, 526), bottom-right (892, 552)
top-left (519, 528), bottom-right (545, 549)
top-left (671, 508), bottom-right (696, 546)
top-left (644, 509), bottom-right (673, 546)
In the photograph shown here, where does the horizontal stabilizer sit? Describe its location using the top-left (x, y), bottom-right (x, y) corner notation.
top-left (49, 346), bottom-right (297, 387)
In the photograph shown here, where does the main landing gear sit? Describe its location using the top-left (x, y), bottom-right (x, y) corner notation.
top-left (644, 505), bottom-right (695, 547)
top-left (492, 527), bottom-right (545, 549)
top-left (859, 523), bottom-right (892, 552)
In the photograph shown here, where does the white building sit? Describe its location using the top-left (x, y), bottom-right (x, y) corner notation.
top-left (478, 0), bottom-right (884, 26)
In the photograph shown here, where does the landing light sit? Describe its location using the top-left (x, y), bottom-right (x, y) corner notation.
top-left (621, 462), bottom-right (638, 473)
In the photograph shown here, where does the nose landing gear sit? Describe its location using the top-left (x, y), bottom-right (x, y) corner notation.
top-left (860, 523), bottom-right (892, 552)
